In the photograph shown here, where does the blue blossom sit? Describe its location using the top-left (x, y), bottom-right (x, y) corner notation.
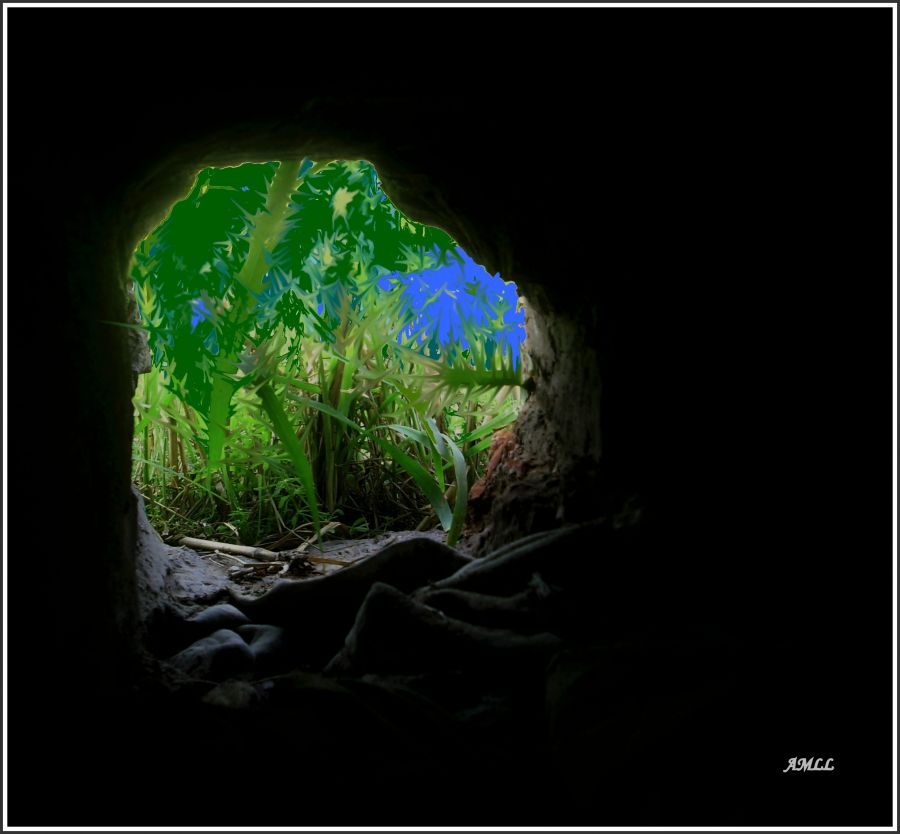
top-left (190, 297), bottom-right (213, 330)
top-left (492, 307), bottom-right (526, 368)
top-left (379, 246), bottom-right (525, 369)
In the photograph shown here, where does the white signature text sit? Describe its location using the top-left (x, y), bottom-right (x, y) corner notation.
top-left (783, 757), bottom-right (835, 772)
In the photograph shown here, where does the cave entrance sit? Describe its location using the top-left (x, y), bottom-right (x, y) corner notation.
top-left (130, 157), bottom-right (528, 593)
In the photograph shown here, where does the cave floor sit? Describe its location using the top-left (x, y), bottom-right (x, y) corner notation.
top-left (121, 513), bottom-right (879, 826)
top-left (189, 527), bottom-right (463, 600)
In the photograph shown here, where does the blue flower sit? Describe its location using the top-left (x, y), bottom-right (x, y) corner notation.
top-left (493, 307), bottom-right (526, 368)
top-left (190, 297), bottom-right (213, 330)
top-left (379, 246), bottom-right (525, 368)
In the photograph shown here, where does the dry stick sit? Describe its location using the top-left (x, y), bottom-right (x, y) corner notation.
top-left (229, 568), bottom-right (255, 579)
top-left (214, 552), bottom-right (252, 565)
top-left (184, 524), bottom-right (351, 574)
top-left (179, 537), bottom-right (280, 562)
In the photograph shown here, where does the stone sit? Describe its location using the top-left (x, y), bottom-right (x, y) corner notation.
top-left (166, 629), bottom-right (254, 681)
top-left (187, 603), bottom-right (250, 633)
top-left (325, 582), bottom-right (562, 677)
top-left (430, 518), bottom-right (610, 596)
top-left (237, 624), bottom-right (290, 676)
top-left (134, 486), bottom-right (233, 656)
top-left (412, 585), bottom-right (550, 633)
top-left (230, 537), bottom-right (472, 667)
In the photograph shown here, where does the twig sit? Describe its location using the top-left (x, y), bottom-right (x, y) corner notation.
top-left (228, 567), bottom-right (255, 579)
top-left (214, 552), bottom-right (252, 565)
top-left (179, 537), bottom-right (279, 562)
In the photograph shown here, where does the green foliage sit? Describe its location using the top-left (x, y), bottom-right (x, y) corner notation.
top-left (131, 159), bottom-right (525, 546)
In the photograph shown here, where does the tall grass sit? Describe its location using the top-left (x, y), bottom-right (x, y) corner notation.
top-left (131, 159), bottom-right (526, 547)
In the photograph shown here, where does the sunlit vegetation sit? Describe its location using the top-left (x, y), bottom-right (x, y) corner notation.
top-left (131, 159), bottom-right (526, 548)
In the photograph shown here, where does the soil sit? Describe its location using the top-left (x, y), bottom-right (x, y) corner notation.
top-left (194, 528), bottom-right (478, 600)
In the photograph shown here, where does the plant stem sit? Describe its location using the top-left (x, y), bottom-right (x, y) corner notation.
top-left (234, 160), bottom-right (304, 295)
top-left (257, 380), bottom-right (321, 542)
top-left (205, 160), bottom-right (304, 476)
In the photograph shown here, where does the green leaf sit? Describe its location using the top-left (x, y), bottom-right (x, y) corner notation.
top-left (424, 415), bottom-right (448, 458)
top-left (371, 434), bottom-right (452, 531)
top-left (271, 374), bottom-right (322, 395)
top-left (284, 392), bottom-right (362, 433)
top-left (256, 381), bottom-right (321, 538)
top-left (443, 431), bottom-right (469, 547)
top-left (465, 436), bottom-right (495, 457)
top-left (459, 409), bottom-right (518, 444)
top-left (383, 423), bottom-right (431, 446)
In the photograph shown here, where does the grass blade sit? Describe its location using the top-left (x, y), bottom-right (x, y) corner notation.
top-left (443, 432), bottom-right (468, 547)
top-left (284, 392), bottom-right (362, 433)
top-left (371, 434), bottom-right (452, 531)
top-left (256, 380), bottom-right (321, 540)
top-left (459, 409), bottom-right (518, 444)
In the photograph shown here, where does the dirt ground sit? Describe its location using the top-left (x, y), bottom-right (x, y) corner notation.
top-left (194, 527), bottom-right (477, 599)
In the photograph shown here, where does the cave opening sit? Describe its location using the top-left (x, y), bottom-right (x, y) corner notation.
top-left (129, 157), bottom-right (531, 612)
top-left (108, 132), bottom-right (668, 828)
top-left (118, 147), bottom-right (626, 826)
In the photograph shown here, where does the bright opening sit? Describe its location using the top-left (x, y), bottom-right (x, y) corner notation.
top-left (130, 158), bottom-right (527, 569)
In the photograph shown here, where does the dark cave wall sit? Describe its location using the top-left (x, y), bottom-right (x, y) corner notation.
top-left (32, 187), bottom-right (144, 689)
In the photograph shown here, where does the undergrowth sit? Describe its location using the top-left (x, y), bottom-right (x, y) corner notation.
top-left (130, 159), bottom-right (527, 548)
